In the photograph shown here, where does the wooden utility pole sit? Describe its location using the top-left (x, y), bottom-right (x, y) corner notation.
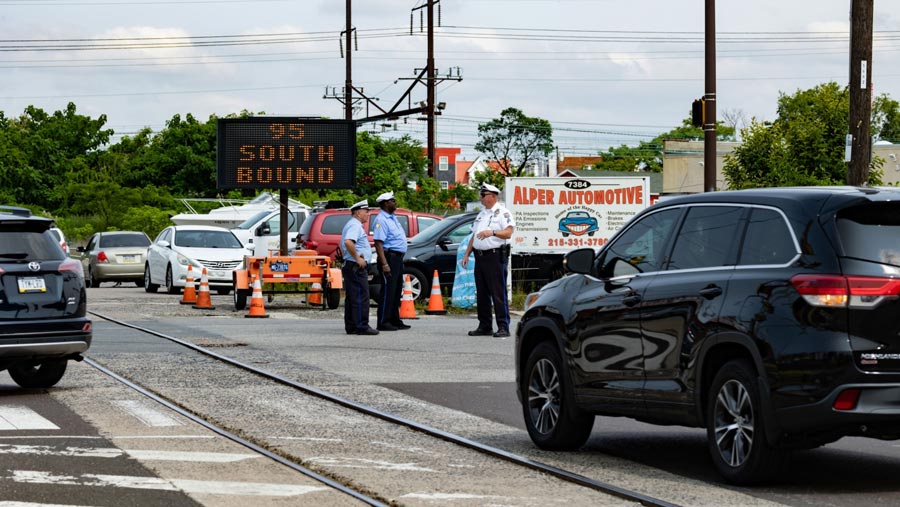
top-left (426, 0), bottom-right (436, 178)
top-left (345, 0), bottom-right (352, 122)
top-left (703, 0), bottom-right (716, 192)
top-left (848, 0), bottom-right (874, 185)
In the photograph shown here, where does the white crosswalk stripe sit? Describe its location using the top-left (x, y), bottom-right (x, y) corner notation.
top-left (7, 471), bottom-right (326, 496)
top-left (0, 444), bottom-right (258, 463)
top-left (0, 407), bottom-right (59, 431)
top-left (111, 400), bottom-right (183, 427)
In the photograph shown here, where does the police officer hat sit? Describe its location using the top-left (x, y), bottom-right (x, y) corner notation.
top-left (376, 191), bottom-right (395, 203)
top-left (480, 183), bottom-right (500, 195)
top-left (350, 199), bottom-right (369, 212)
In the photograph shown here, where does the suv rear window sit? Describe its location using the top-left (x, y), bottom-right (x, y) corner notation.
top-left (0, 230), bottom-right (65, 260)
top-left (99, 234), bottom-right (151, 248)
top-left (836, 202), bottom-right (900, 267)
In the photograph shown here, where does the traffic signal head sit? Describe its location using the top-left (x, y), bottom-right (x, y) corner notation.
top-left (691, 99), bottom-right (705, 127)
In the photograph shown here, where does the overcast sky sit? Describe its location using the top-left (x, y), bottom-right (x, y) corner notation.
top-left (2, 0), bottom-right (898, 160)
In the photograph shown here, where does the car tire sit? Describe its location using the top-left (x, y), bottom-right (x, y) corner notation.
top-left (404, 267), bottom-right (428, 303)
top-left (326, 288), bottom-right (341, 309)
top-left (8, 360), bottom-right (67, 389)
top-left (144, 265), bottom-right (158, 293)
top-left (165, 265), bottom-right (180, 294)
top-left (707, 359), bottom-right (789, 485)
top-left (87, 268), bottom-right (98, 288)
top-left (522, 341), bottom-right (594, 450)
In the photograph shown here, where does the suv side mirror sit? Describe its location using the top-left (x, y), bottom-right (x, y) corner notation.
top-left (76, 246), bottom-right (86, 253)
top-left (437, 237), bottom-right (452, 250)
top-left (257, 224), bottom-right (271, 236)
top-left (564, 248), bottom-right (594, 274)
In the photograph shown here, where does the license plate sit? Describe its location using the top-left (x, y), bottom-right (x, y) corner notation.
top-left (17, 277), bottom-right (46, 293)
top-left (121, 255), bottom-right (138, 263)
top-left (270, 261), bottom-right (289, 272)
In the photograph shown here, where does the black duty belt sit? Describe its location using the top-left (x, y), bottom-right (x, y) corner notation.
top-left (386, 250), bottom-right (405, 256)
top-left (475, 248), bottom-right (500, 256)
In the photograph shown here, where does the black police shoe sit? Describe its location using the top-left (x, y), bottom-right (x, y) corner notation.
top-left (468, 328), bottom-right (493, 336)
top-left (493, 329), bottom-right (510, 338)
top-left (357, 327), bottom-right (380, 335)
top-left (377, 323), bottom-right (398, 331)
top-left (391, 321), bottom-right (411, 330)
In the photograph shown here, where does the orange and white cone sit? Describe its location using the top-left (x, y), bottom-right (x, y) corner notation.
top-left (399, 274), bottom-right (419, 320)
top-left (308, 281), bottom-right (323, 306)
top-left (245, 276), bottom-right (268, 318)
top-left (192, 267), bottom-right (215, 310)
top-left (425, 270), bottom-right (447, 315)
top-left (180, 265), bottom-right (197, 305)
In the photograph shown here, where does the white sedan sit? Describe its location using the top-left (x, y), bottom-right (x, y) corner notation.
top-left (144, 225), bottom-right (248, 295)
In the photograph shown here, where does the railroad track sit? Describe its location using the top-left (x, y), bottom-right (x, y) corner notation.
top-left (88, 310), bottom-right (680, 507)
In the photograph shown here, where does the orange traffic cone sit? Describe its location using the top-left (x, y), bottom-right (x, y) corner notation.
top-left (308, 281), bottom-right (323, 306)
top-left (245, 276), bottom-right (268, 318)
top-left (425, 270), bottom-right (447, 315)
top-left (180, 265), bottom-right (197, 305)
top-left (399, 274), bottom-right (419, 320)
top-left (192, 267), bottom-right (215, 310)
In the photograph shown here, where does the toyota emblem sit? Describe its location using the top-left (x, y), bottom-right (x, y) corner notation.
top-left (28, 262), bottom-right (40, 272)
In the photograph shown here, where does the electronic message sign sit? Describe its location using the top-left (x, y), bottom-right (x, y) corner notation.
top-left (217, 118), bottom-right (356, 190)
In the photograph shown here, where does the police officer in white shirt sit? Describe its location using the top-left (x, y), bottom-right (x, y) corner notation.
top-left (462, 183), bottom-right (515, 338)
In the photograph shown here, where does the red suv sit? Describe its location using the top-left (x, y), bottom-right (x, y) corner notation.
top-left (297, 207), bottom-right (442, 260)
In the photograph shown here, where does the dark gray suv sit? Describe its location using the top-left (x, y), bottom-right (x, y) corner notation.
top-left (516, 187), bottom-right (900, 484)
top-left (0, 206), bottom-right (91, 388)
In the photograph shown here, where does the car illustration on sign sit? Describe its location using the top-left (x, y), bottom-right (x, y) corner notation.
top-left (558, 211), bottom-right (598, 237)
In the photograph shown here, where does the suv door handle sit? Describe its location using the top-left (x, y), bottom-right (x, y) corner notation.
top-left (623, 294), bottom-right (642, 307)
top-left (699, 285), bottom-right (723, 299)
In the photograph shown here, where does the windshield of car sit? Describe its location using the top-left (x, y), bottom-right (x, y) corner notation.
top-left (234, 210), bottom-right (273, 230)
top-left (99, 233), bottom-right (151, 248)
top-left (0, 231), bottom-right (65, 260)
top-left (837, 202), bottom-right (900, 267)
top-left (174, 230), bottom-right (243, 249)
top-left (409, 214), bottom-right (471, 244)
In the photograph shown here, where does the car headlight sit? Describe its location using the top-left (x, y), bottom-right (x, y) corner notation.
top-left (523, 291), bottom-right (542, 312)
top-left (175, 253), bottom-right (191, 266)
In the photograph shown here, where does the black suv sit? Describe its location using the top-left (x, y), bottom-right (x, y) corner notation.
top-left (0, 206), bottom-right (91, 388)
top-left (516, 187), bottom-right (900, 484)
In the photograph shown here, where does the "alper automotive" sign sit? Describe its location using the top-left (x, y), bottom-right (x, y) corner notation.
top-left (217, 118), bottom-right (356, 190)
top-left (504, 176), bottom-right (651, 254)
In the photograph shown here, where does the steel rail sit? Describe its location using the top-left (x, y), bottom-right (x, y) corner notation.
top-left (83, 356), bottom-right (389, 507)
top-left (89, 310), bottom-right (680, 507)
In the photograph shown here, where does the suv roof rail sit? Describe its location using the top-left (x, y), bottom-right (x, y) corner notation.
top-left (0, 205), bottom-right (32, 217)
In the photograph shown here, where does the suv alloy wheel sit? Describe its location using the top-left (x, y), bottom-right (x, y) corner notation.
top-left (522, 342), bottom-right (593, 450)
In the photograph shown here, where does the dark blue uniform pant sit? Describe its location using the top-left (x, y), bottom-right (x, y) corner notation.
top-left (473, 250), bottom-right (510, 332)
top-left (378, 251), bottom-right (404, 327)
top-left (343, 263), bottom-right (371, 333)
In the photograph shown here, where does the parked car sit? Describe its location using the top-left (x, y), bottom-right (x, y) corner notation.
top-left (77, 231), bottom-right (151, 287)
top-left (230, 207), bottom-right (310, 256)
top-left (296, 207), bottom-right (443, 260)
top-left (397, 212), bottom-right (477, 302)
top-left (0, 206), bottom-right (91, 388)
top-left (49, 226), bottom-right (70, 256)
top-left (516, 187), bottom-right (900, 484)
top-left (144, 225), bottom-right (247, 295)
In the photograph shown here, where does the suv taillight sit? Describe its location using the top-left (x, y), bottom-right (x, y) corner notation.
top-left (791, 274), bottom-right (900, 309)
top-left (305, 241), bottom-right (318, 251)
top-left (59, 259), bottom-right (84, 277)
top-left (97, 251), bottom-right (109, 263)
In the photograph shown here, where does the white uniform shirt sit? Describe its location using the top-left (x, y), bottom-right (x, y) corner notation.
top-left (472, 202), bottom-right (515, 251)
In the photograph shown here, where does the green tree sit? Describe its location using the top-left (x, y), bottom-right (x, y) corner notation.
top-left (724, 82), bottom-right (892, 189)
top-left (475, 107), bottom-right (554, 177)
